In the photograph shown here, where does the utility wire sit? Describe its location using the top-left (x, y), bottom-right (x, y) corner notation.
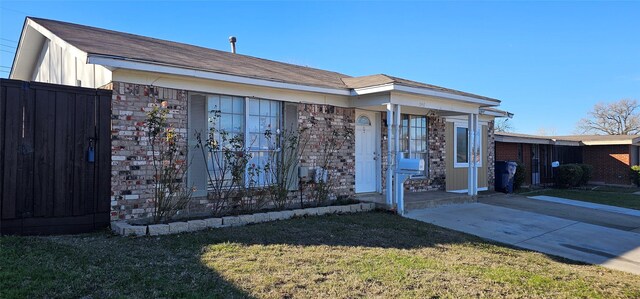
top-left (0, 66), bottom-right (11, 69)
top-left (1, 6), bottom-right (30, 16)
top-left (0, 38), bottom-right (17, 43)
top-left (1, 49), bottom-right (15, 54)
top-left (1, 44), bottom-right (16, 48)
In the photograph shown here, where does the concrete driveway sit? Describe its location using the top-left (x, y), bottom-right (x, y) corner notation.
top-left (405, 194), bottom-right (640, 275)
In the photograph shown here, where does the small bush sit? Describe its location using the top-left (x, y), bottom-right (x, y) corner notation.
top-left (630, 165), bottom-right (640, 186)
top-left (513, 162), bottom-right (526, 190)
top-left (577, 164), bottom-right (593, 186)
top-left (556, 164), bottom-right (584, 188)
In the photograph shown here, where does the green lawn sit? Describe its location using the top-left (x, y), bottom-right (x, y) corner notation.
top-left (520, 187), bottom-right (640, 210)
top-left (2, 212), bottom-right (639, 298)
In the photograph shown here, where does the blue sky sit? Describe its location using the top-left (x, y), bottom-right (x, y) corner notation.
top-left (1, 1), bottom-right (638, 135)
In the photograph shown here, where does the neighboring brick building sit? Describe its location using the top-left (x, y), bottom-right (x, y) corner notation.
top-left (10, 17), bottom-right (510, 219)
top-left (559, 136), bottom-right (640, 186)
top-left (495, 132), bottom-right (640, 186)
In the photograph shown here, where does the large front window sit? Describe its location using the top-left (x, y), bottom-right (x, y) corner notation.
top-left (400, 114), bottom-right (428, 177)
top-left (189, 93), bottom-right (282, 192)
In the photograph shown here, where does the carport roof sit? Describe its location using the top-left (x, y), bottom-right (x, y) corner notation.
top-left (550, 135), bottom-right (640, 146)
top-left (496, 132), bottom-right (640, 146)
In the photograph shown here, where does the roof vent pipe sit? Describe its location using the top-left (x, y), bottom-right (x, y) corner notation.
top-left (229, 36), bottom-right (237, 54)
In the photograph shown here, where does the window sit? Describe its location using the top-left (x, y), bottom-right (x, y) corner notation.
top-left (356, 115), bottom-right (371, 126)
top-left (400, 114), bottom-right (428, 177)
top-left (456, 127), bottom-right (468, 164)
top-left (191, 94), bottom-right (282, 190)
top-left (454, 123), bottom-right (482, 168)
top-left (247, 98), bottom-right (280, 186)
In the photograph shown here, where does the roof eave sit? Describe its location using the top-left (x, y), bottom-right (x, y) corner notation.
top-left (480, 108), bottom-right (513, 118)
top-left (351, 83), bottom-right (500, 107)
top-left (87, 54), bottom-right (352, 96)
top-left (580, 140), bottom-right (633, 146)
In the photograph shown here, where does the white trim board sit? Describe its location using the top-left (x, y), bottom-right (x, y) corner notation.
top-left (448, 187), bottom-right (489, 194)
top-left (352, 83), bottom-right (500, 106)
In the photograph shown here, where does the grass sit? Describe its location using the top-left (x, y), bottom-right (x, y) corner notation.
top-left (520, 187), bottom-right (640, 210)
top-left (2, 212), bottom-right (640, 298)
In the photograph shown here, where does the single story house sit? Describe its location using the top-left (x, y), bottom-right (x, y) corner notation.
top-left (496, 132), bottom-right (640, 186)
top-left (10, 17), bottom-right (509, 220)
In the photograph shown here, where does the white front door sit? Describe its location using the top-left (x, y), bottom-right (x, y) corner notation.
top-left (355, 111), bottom-right (377, 193)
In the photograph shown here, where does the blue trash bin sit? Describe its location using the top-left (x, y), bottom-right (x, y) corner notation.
top-left (495, 161), bottom-right (518, 193)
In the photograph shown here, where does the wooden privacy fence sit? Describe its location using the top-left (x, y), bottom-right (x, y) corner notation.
top-left (0, 79), bottom-right (111, 235)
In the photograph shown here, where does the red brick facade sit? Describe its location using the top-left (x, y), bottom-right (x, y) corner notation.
top-left (380, 113), bottom-right (448, 192)
top-left (583, 145), bottom-right (631, 185)
top-left (109, 81), bottom-right (498, 220)
top-left (496, 141), bottom-right (634, 186)
top-left (110, 82), bottom-right (188, 220)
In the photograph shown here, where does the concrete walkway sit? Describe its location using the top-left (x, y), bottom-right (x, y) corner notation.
top-left (481, 195), bottom-right (640, 233)
top-left (405, 195), bottom-right (640, 275)
top-left (528, 195), bottom-right (640, 217)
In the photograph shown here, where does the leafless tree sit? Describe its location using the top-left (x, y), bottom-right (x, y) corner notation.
top-left (494, 118), bottom-right (514, 132)
top-left (577, 99), bottom-right (640, 135)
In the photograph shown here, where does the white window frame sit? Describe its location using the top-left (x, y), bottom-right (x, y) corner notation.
top-left (453, 122), bottom-right (483, 168)
top-left (197, 93), bottom-right (282, 189)
top-left (245, 98), bottom-right (281, 187)
top-left (400, 114), bottom-right (429, 177)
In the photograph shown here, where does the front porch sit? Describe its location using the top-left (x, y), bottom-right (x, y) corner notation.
top-left (356, 191), bottom-right (476, 211)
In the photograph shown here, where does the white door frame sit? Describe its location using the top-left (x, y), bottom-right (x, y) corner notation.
top-left (355, 109), bottom-right (381, 193)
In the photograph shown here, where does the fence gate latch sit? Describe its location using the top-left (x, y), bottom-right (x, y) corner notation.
top-left (87, 138), bottom-right (95, 163)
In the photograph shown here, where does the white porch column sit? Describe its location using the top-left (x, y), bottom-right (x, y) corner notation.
top-left (386, 104), bottom-right (394, 207)
top-left (467, 114), bottom-right (474, 196)
top-left (473, 113), bottom-right (480, 195)
top-left (394, 104), bottom-right (403, 213)
top-left (467, 113), bottom-right (479, 196)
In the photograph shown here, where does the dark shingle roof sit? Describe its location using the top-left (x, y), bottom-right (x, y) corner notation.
top-left (342, 74), bottom-right (499, 102)
top-left (30, 17), bottom-right (351, 89)
top-left (28, 17), bottom-right (499, 102)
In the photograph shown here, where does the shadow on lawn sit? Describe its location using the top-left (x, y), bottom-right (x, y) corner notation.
top-left (183, 211), bottom-right (588, 266)
top-left (3, 211), bottom-right (596, 298)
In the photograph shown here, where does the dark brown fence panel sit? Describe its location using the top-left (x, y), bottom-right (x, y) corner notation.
top-left (0, 79), bottom-right (112, 235)
top-left (1, 82), bottom-right (21, 220)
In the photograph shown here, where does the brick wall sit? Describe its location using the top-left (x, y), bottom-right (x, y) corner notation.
top-left (583, 145), bottom-right (631, 185)
top-left (495, 142), bottom-right (518, 161)
top-left (486, 121), bottom-right (496, 190)
top-left (110, 82), bottom-right (188, 220)
top-left (380, 113), bottom-right (447, 192)
top-left (110, 83), bottom-right (359, 220)
top-left (298, 104), bottom-right (356, 199)
top-left (108, 80), bottom-right (496, 219)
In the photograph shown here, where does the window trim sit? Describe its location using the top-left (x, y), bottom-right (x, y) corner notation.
top-left (400, 114), bottom-right (429, 178)
top-left (453, 122), bottom-right (483, 168)
top-left (194, 93), bottom-right (283, 190)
